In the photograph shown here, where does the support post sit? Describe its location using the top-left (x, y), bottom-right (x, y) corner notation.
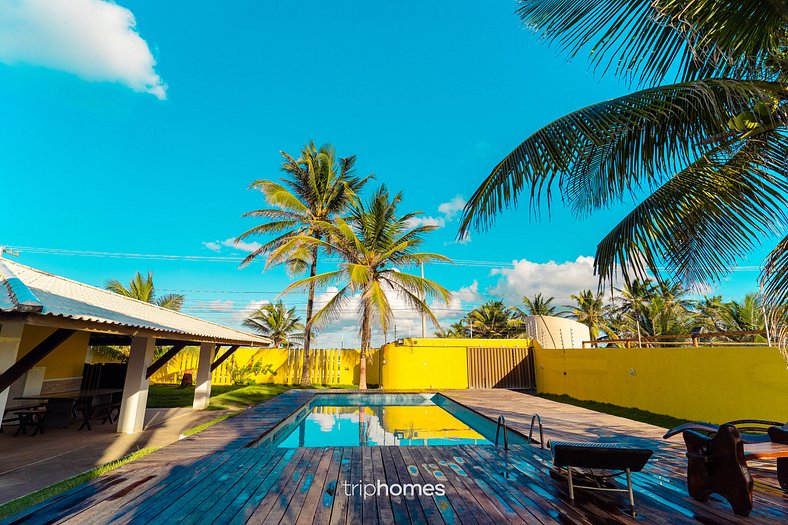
top-left (193, 342), bottom-right (216, 410)
top-left (0, 321), bottom-right (25, 420)
top-left (117, 336), bottom-right (155, 434)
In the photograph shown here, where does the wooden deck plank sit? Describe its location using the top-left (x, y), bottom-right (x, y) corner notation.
top-left (310, 447), bottom-right (344, 525)
top-left (226, 448), bottom-right (303, 525)
top-left (203, 448), bottom-right (293, 524)
top-left (328, 448), bottom-right (352, 525)
top-left (379, 446), bottom-right (417, 525)
top-left (293, 447), bottom-right (335, 524)
top-left (428, 446), bottom-right (514, 524)
top-left (345, 446), bottom-right (363, 525)
top-left (360, 445), bottom-right (379, 525)
top-left (399, 447), bottom-right (456, 524)
top-left (385, 446), bottom-right (429, 525)
top-left (370, 447), bottom-right (395, 525)
top-left (275, 447), bottom-right (329, 525)
top-left (247, 446), bottom-right (316, 524)
top-left (410, 447), bottom-right (480, 525)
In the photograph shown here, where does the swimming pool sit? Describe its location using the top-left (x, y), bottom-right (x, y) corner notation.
top-left (251, 393), bottom-right (531, 448)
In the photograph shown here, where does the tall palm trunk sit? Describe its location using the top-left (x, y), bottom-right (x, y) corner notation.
top-left (300, 244), bottom-right (319, 386)
top-left (358, 303), bottom-right (370, 390)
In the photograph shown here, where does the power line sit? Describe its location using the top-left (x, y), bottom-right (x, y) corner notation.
top-left (6, 245), bottom-right (764, 272)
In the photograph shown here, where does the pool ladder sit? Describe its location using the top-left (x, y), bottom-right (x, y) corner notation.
top-left (495, 413), bottom-right (545, 451)
top-left (528, 414), bottom-right (545, 449)
top-left (495, 415), bottom-right (509, 451)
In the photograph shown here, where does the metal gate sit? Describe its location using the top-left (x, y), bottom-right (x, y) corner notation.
top-left (466, 346), bottom-right (536, 390)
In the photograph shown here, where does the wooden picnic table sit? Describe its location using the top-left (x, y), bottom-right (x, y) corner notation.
top-left (15, 389), bottom-right (123, 429)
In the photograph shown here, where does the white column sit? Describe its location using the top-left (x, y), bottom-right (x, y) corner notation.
top-left (117, 336), bottom-right (155, 434)
top-left (0, 321), bottom-right (25, 419)
top-left (193, 342), bottom-right (215, 410)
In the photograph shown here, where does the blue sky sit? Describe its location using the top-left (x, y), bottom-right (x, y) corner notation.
top-left (0, 1), bottom-right (768, 346)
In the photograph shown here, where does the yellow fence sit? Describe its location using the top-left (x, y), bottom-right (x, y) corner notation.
top-left (149, 347), bottom-right (360, 386)
top-left (534, 345), bottom-right (788, 424)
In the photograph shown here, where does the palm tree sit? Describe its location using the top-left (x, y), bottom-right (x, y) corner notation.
top-left (237, 142), bottom-right (370, 385)
top-left (435, 319), bottom-right (469, 338)
top-left (467, 300), bottom-right (523, 338)
top-left (723, 293), bottom-right (768, 342)
top-left (105, 271), bottom-right (184, 310)
top-left (242, 301), bottom-right (305, 348)
top-left (696, 295), bottom-right (729, 332)
top-left (521, 293), bottom-right (559, 316)
top-left (566, 290), bottom-right (614, 342)
top-left (281, 185), bottom-right (452, 389)
top-left (459, 1), bottom-right (788, 357)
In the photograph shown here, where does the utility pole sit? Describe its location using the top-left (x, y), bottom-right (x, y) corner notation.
top-left (421, 263), bottom-right (427, 338)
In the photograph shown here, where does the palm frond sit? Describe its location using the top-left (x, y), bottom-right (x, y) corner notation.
top-left (459, 79), bottom-right (788, 236)
top-left (517, 0), bottom-right (788, 86)
top-left (596, 130), bottom-right (788, 286)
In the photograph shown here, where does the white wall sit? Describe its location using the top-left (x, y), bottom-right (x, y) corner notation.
top-left (522, 315), bottom-right (590, 349)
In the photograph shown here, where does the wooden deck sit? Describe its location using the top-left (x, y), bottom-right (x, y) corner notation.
top-left (2, 390), bottom-right (786, 524)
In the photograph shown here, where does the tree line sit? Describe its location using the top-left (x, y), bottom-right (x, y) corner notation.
top-left (438, 280), bottom-right (768, 345)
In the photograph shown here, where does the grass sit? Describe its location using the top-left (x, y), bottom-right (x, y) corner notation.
top-left (148, 383), bottom-right (356, 410)
top-left (146, 384), bottom-right (244, 408)
top-left (182, 410), bottom-right (243, 436)
top-left (0, 447), bottom-right (159, 520)
top-left (538, 393), bottom-right (691, 430)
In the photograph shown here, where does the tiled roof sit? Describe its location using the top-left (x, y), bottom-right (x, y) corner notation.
top-left (0, 258), bottom-right (269, 346)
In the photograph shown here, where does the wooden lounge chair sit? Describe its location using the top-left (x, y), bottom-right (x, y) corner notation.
top-left (550, 441), bottom-right (653, 516)
top-left (664, 419), bottom-right (785, 444)
top-left (675, 423), bottom-right (788, 516)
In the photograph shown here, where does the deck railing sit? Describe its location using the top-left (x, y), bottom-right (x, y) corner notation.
top-left (581, 330), bottom-right (770, 349)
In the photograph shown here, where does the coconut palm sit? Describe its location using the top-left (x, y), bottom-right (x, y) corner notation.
top-left (695, 295), bottom-right (728, 332)
top-left (566, 290), bottom-right (614, 341)
top-left (468, 300), bottom-right (523, 338)
top-left (280, 185), bottom-right (452, 389)
top-left (105, 271), bottom-right (184, 311)
top-left (723, 293), bottom-right (768, 342)
top-left (242, 301), bottom-right (305, 348)
top-left (520, 293), bottom-right (559, 316)
top-left (237, 142), bottom-right (370, 385)
top-left (435, 320), bottom-right (469, 338)
top-left (459, 1), bottom-right (788, 358)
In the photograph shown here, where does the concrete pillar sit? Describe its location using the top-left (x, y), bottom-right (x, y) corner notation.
top-left (193, 342), bottom-right (215, 410)
top-left (117, 336), bottom-right (155, 434)
top-left (0, 321), bottom-right (25, 420)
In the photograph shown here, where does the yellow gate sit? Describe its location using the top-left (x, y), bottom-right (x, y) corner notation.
top-left (466, 346), bottom-right (535, 389)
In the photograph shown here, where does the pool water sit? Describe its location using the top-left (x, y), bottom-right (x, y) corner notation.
top-left (262, 393), bottom-right (525, 448)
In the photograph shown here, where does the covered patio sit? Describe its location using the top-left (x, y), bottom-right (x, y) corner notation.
top-left (0, 258), bottom-right (269, 437)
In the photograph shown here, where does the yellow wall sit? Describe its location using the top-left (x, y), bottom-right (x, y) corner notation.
top-left (378, 338), bottom-right (532, 390)
top-left (535, 346), bottom-right (788, 424)
top-left (150, 347), bottom-right (361, 386)
top-left (17, 325), bottom-right (89, 379)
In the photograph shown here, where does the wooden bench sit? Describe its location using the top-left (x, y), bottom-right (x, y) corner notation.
top-left (77, 401), bottom-right (121, 431)
top-left (682, 423), bottom-right (788, 516)
top-left (550, 441), bottom-right (653, 516)
top-left (1, 404), bottom-right (46, 434)
top-left (13, 408), bottom-right (47, 436)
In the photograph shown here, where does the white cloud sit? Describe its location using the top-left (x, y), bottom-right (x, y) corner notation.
top-left (201, 238), bottom-right (263, 253)
top-left (437, 195), bottom-right (467, 221)
top-left (228, 238), bottom-right (262, 253)
top-left (490, 256), bottom-right (613, 303)
top-left (404, 216), bottom-right (446, 229)
top-left (0, 0), bottom-right (166, 99)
